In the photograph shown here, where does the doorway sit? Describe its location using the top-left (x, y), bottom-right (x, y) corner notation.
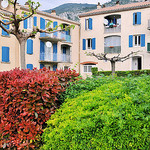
top-left (132, 56), bottom-right (142, 70)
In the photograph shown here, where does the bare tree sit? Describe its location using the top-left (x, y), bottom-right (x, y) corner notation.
top-left (0, 0), bottom-right (74, 69)
top-left (87, 51), bottom-right (139, 75)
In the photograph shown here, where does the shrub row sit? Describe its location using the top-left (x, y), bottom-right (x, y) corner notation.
top-left (92, 67), bottom-right (150, 76)
top-left (42, 76), bottom-right (150, 150)
top-left (0, 68), bottom-right (79, 149)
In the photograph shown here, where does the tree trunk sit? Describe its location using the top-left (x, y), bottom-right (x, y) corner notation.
top-left (111, 61), bottom-right (116, 76)
top-left (20, 40), bottom-right (26, 69)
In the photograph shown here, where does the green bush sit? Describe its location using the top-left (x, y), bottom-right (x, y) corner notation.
top-left (42, 76), bottom-right (150, 150)
top-left (92, 67), bottom-right (150, 77)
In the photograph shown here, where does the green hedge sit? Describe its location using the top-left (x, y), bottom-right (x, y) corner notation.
top-left (92, 67), bottom-right (150, 76)
top-left (42, 76), bottom-right (150, 150)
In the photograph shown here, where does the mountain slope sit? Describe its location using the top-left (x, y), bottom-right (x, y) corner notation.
top-left (44, 0), bottom-right (141, 22)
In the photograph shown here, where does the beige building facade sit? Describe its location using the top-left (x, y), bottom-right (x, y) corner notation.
top-left (0, 2), bottom-right (80, 72)
top-left (79, 1), bottom-right (150, 77)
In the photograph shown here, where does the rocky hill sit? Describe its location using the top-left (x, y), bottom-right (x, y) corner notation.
top-left (44, 0), bottom-right (143, 22)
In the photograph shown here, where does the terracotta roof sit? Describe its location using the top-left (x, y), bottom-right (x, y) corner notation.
top-left (79, 1), bottom-right (150, 17)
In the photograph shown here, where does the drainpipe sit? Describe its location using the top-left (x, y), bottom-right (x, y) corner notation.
top-left (78, 24), bottom-right (81, 74)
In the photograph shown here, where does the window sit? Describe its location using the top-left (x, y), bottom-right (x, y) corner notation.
top-left (133, 12), bottom-right (141, 25)
top-left (134, 35), bottom-right (141, 47)
top-left (27, 17), bottom-right (33, 29)
top-left (87, 39), bottom-right (92, 49)
top-left (64, 66), bottom-right (69, 70)
top-left (85, 18), bottom-right (92, 30)
top-left (45, 20), bottom-right (52, 28)
top-left (83, 64), bottom-right (96, 73)
top-left (2, 46), bottom-right (9, 62)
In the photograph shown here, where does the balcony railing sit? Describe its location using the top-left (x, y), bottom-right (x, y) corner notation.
top-left (104, 46), bottom-right (121, 54)
top-left (104, 25), bottom-right (121, 33)
top-left (40, 31), bottom-right (71, 43)
top-left (40, 52), bottom-right (71, 63)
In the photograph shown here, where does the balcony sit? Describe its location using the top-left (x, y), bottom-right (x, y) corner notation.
top-left (39, 31), bottom-right (71, 43)
top-left (104, 46), bottom-right (121, 54)
top-left (104, 25), bottom-right (121, 33)
top-left (40, 52), bottom-right (71, 63)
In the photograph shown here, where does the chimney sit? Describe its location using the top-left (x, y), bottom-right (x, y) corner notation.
top-left (25, 2), bottom-right (29, 5)
top-left (97, 2), bottom-right (101, 9)
top-left (51, 10), bottom-right (56, 15)
top-left (116, 1), bottom-right (120, 6)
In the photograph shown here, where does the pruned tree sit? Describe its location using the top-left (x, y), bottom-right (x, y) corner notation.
top-left (87, 51), bottom-right (139, 75)
top-left (0, 0), bottom-right (74, 69)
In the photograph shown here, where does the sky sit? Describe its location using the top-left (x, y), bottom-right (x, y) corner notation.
top-left (18, 0), bottom-right (110, 10)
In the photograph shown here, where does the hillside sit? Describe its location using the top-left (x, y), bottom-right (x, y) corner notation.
top-left (44, 0), bottom-right (141, 22)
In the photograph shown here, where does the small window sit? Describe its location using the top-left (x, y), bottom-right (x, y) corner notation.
top-left (87, 39), bottom-right (92, 49)
top-left (64, 66), bottom-right (69, 70)
top-left (85, 19), bottom-right (89, 30)
top-left (135, 13), bottom-right (137, 24)
top-left (28, 17), bottom-right (33, 29)
top-left (83, 64), bottom-right (96, 73)
top-left (134, 35), bottom-right (141, 47)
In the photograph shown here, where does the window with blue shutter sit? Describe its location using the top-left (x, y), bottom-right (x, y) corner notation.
top-left (53, 43), bottom-right (57, 61)
top-left (53, 21), bottom-right (58, 37)
top-left (27, 39), bottom-right (33, 54)
top-left (40, 64), bottom-right (45, 69)
top-left (89, 18), bottom-right (93, 30)
top-left (92, 38), bottom-right (96, 50)
top-left (133, 12), bottom-right (141, 25)
top-left (27, 64), bottom-right (33, 70)
top-left (2, 20), bottom-right (9, 36)
top-left (129, 35), bottom-right (133, 47)
top-left (33, 16), bottom-right (37, 27)
top-left (2, 46), bottom-right (9, 62)
top-left (83, 39), bottom-right (86, 50)
top-left (53, 64), bottom-right (57, 71)
top-left (40, 18), bottom-right (45, 37)
top-left (24, 14), bottom-right (28, 29)
top-left (40, 41), bottom-right (45, 60)
top-left (141, 34), bottom-right (145, 47)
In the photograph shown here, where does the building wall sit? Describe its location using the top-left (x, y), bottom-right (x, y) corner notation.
top-left (80, 6), bottom-right (150, 77)
top-left (0, 4), bottom-right (80, 73)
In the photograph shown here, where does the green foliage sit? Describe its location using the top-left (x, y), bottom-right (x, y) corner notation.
top-left (42, 76), bottom-right (150, 150)
top-left (92, 67), bottom-right (150, 77)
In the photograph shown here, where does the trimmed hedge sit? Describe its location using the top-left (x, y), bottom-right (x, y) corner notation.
top-left (92, 67), bottom-right (150, 76)
top-left (0, 68), bottom-right (79, 149)
top-left (42, 76), bottom-right (150, 150)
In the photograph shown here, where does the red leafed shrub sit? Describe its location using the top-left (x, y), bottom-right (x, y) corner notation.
top-left (0, 68), bottom-right (79, 149)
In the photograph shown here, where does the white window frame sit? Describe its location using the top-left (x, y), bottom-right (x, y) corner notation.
top-left (87, 38), bottom-right (92, 50)
top-left (133, 35), bottom-right (141, 47)
top-left (83, 64), bottom-right (96, 73)
top-left (27, 17), bottom-right (33, 30)
top-left (45, 20), bottom-right (52, 28)
top-left (85, 19), bottom-right (90, 30)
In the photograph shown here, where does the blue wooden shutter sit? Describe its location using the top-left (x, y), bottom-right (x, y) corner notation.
top-left (53, 21), bottom-right (58, 37)
top-left (141, 34), bottom-right (145, 47)
top-left (24, 14), bottom-right (28, 29)
top-left (33, 16), bottom-right (37, 26)
top-left (27, 64), bottom-right (33, 70)
top-left (83, 39), bottom-right (86, 50)
top-left (40, 18), bottom-right (45, 37)
top-left (40, 64), bottom-right (45, 69)
top-left (89, 18), bottom-right (92, 30)
top-left (137, 12), bottom-right (141, 25)
top-left (53, 43), bottom-right (57, 61)
top-left (133, 13), bottom-right (135, 25)
top-left (92, 38), bottom-right (96, 50)
top-left (27, 39), bottom-right (33, 54)
top-left (53, 64), bottom-right (57, 71)
top-left (2, 46), bottom-right (9, 62)
top-left (40, 41), bottom-right (45, 60)
top-left (2, 20), bottom-right (9, 36)
top-left (85, 19), bottom-right (87, 30)
top-left (129, 35), bottom-right (133, 47)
